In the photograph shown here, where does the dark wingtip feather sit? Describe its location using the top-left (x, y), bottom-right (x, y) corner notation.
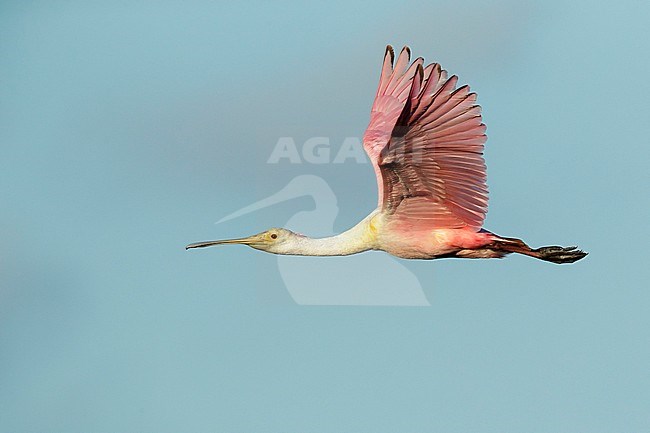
top-left (416, 63), bottom-right (424, 81)
top-left (400, 46), bottom-right (411, 61)
top-left (385, 45), bottom-right (395, 63)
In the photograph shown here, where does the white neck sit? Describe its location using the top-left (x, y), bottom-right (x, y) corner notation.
top-left (280, 213), bottom-right (377, 256)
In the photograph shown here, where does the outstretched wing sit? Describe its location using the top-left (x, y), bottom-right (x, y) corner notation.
top-left (362, 45), bottom-right (488, 230)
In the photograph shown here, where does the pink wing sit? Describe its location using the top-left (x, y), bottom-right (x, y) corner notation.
top-left (362, 46), bottom-right (488, 230)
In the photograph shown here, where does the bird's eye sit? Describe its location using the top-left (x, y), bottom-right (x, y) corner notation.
top-left (270, 233), bottom-right (277, 239)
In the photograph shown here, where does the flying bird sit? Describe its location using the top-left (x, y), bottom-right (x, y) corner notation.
top-left (187, 46), bottom-right (587, 264)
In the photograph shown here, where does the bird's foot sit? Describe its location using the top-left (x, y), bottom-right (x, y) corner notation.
top-left (534, 246), bottom-right (588, 264)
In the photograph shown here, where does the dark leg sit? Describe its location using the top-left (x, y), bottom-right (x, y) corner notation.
top-left (492, 236), bottom-right (588, 264)
top-left (531, 245), bottom-right (588, 264)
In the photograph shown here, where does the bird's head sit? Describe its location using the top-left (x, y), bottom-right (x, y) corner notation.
top-left (186, 227), bottom-right (300, 254)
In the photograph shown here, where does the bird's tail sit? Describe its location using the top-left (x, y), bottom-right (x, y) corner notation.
top-left (490, 235), bottom-right (588, 264)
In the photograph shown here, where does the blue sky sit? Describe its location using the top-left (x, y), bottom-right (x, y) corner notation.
top-left (1, 1), bottom-right (649, 431)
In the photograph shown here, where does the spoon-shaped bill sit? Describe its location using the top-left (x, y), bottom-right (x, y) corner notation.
top-left (185, 236), bottom-right (256, 250)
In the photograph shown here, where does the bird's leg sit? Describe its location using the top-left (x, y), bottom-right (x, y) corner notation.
top-left (531, 245), bottom-right (588, 264)
top-left (491, 236), bottom-right (588, 264)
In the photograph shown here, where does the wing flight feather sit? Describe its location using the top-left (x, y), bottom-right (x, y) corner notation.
top-left (362, 45), bottom-right (488, 230)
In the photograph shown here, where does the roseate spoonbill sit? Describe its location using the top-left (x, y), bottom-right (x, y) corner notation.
top-left (215, 175), bottom-right (429, 305)
top-left (187, 46), bottom-right (587, 264)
